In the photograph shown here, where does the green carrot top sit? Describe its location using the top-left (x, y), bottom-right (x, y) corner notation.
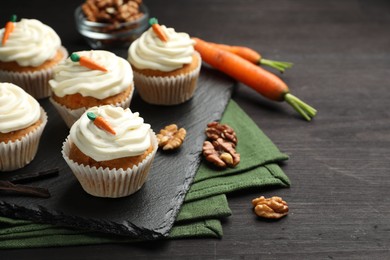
top-left (9, 14), bottom-right (17, 23)
top-left (148, 17), bottom-right (159, 26)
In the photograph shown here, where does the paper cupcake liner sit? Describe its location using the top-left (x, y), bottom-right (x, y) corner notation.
top-left (0, 47), bottom-right (68, 100)
top-left (133, 52), bottom-right (201, 105)
top-left (0, 108), bottom-right (48, 171)
top-left (50, 86), bottom-right (134, 128)
top-left (62, 130), bottom-right (158, 198)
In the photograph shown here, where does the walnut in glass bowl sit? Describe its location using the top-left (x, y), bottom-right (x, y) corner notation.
top-left (75, 0), bottom-right (149, 49)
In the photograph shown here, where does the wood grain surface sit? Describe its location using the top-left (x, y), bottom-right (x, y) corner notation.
top-left (1, 0), bottom-right (390, 259)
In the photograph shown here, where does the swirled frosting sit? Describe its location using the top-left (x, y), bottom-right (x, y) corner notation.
top-left (128, 25), bottom-right (195, 72)
top-left (70, 105), bottom-right (151, 161)
top-left (49, 50), bottom-right (133, 99)
top-left (0, 19), bottom-right (61, 67)
top-left (0, 83), bottom-right (41, 133)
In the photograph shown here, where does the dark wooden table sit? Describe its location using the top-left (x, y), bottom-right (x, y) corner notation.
top-left (2, 0), bottom-right (390, 259)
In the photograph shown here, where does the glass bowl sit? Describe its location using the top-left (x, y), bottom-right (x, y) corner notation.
top-left (74, 4), bottom-right (149, 49)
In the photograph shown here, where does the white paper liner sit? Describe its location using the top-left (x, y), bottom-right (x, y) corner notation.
top-left (0, 108), bottom-right (48, 171)
top-left (62, 130), bottom-right (158, 198)
top-left (50, 86), bottom-right (134, 128)
top-left (0, 47), bottom-right (68, 100)
top-left (133, 52), bottom-right (201, 105)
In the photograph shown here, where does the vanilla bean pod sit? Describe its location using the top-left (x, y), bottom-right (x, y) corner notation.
top-left (7, 168), bottom-right (59, 184)
top-left (0, 181), bottom-right (50, 198)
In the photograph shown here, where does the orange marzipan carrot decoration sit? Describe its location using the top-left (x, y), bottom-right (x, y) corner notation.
top-left (87, 112), bottom-right (116, 135)
top-left (79, 56), bottom-right (107, 72)
top-left (94, 116), bottom-right (116, 135)
top-left (70, 53), bottom-right (107, 72)
top-left (152, 24), bottom-right (169, 42)
top-left (2, 15), bottom-right (17, 46)
top-left (192, 37), bottom-right (317, 121)
top-left (149, 18), bottom-right (168, 42)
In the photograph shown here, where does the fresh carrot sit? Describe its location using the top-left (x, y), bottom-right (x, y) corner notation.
top-left (70, 53), bottom-right (107, 72)
top-left (199, 40), bottom-right (293, 73)
top-left (193, 37), bottom-right (316, 121)
top-left (149, 17), bottom-right (168, 42)
top-left (87, 112), bottom-right (116, 135)
top-left (2, 15), bottom-right (17, 46)
top-left (207, 42), bottom-right (261, 63)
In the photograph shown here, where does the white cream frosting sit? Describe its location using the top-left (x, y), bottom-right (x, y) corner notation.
top-left (49, 50), bottom-right (133, 99)
top-left (0, 18), bottom-right (61, 67)
top-left (70, 105), bottom-right (151, 162)
top-left (128, 25), bottom-right (195, 72)
top-left (0, 83), bottom-right (41, 133)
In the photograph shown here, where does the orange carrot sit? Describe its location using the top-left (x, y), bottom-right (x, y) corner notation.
top-left (2, 15), bottom-right (17, 46)
top-left (70, 53), bottom-right (107, 72)
top-left (87, 112), bottom-right (116, 135)
top-left (193, 37), bottom-right (316, 121)
top-left (207, 42), bottom-right (261, 63)
top-left (197, 39), bottom-right (293, 73)
top-left (149, 17), bottom-right (168, 42)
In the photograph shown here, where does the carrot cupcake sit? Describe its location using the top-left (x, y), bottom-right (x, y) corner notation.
top-left (0, 16), bottom-right (68, 99)
top-left (127, 18), bottom-right (201, 105)
top-left (0, 83), bottom-right (47, 171)
top-left (49, 50), bottom-right (134, 128)
top-left (62, 105), bottom-right (158, 198)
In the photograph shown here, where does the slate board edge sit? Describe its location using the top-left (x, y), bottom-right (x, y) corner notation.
top-left (0, 200), bottom-right (162, 239)
top-left (154, 84), bottom-right (234, 236)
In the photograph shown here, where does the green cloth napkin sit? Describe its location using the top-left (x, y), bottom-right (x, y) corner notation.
top-left (0, 100), bottom-right (290, 248)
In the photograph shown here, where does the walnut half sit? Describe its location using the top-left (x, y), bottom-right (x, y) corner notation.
top-left (205, 121), bottom-right (238, 146)
top-left (202, 138), bottom-right (240, 168)
top-left (157, 124), bottom-right (186, 151)
top-left (252, 196), bottom-right (289, 219)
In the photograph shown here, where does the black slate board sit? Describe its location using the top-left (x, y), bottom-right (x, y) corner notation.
top-left (0, 67), bottom-right (234, 239)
